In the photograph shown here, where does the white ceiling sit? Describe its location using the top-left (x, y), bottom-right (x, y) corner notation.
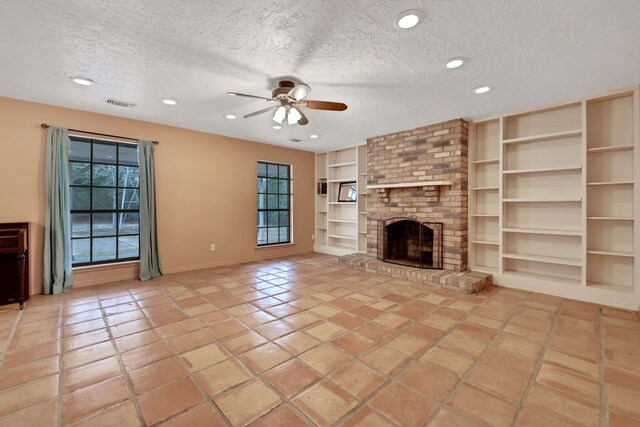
top-left (1, 1), bottom-right (639, 152)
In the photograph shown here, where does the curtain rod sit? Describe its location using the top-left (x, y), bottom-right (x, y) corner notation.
top-left (40, 123), bottom-right (159, 145)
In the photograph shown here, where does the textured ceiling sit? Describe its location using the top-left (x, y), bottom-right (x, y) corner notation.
top-left (1, 0), bottom-right (639, 151)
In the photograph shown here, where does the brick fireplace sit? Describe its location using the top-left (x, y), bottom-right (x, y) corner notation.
top-left (339, 118), bottom-right (492, 294)
top-left (366, 118), bottom-right (469, 272)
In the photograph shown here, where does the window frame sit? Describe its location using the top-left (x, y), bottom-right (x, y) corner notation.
top-left (68, 136), bottom-right (141, 267)
top-left (257, 161), bottom-right (292, 246)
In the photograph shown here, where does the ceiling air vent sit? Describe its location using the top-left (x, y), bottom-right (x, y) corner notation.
top-left (105, 98), bottom-right (137, 108)
top-left (289, 138), bottom-right (303, 143)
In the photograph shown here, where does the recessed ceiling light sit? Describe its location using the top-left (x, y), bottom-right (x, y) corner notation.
top-left (161, 98), bottom-right (178, 105)
top-left (224, 114), bottom-right (237, 119)
top-left (272, 125), bottom-right (282, 130)
top-left (69, 76), bottom-right (95, 86)
top-left (394, 10), bottom-right (424, 29)
top-left (310, 134), bottom-right (319, 139)
top-left (445, 57), bottom-right (466, 69)
top-left (473, 86), bottom-right (491, 94)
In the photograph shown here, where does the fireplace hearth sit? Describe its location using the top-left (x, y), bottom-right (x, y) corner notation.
top-left (377, 217), bottom-right (443, 269)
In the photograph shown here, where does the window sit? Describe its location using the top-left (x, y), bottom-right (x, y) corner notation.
top-left (68, 137), bottom-right (140, 266)
top-left (257, 161), bottom-right (291, 246)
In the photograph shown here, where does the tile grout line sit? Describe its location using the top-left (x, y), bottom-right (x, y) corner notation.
top-left (599, 309), bottom-right (608, 427)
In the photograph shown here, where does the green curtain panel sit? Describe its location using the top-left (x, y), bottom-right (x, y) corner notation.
top-left (44, 127), bottom-right (73, 294)
top-left (138, 140), bottom-right (162, 280)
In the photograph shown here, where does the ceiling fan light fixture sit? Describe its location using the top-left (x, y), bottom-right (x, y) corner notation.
top-left (273, 106), bottom-right (286, 124)
top-left (445, 57), bottom-right (466, 69)
top-left (288, 84), bottom-right (311, 101)
top-left (394, 10), bottom-right (424, 29)
top-left (288, 107), bottom-right (302, 125)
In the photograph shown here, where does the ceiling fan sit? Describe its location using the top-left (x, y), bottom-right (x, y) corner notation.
top-left (227, 80), bottom-right (347, 126)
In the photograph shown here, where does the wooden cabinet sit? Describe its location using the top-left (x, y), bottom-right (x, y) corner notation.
top-left (0, 222), bottom-right (30, 309)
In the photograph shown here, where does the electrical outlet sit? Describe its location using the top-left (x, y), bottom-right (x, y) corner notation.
top-left (312, 234), bottom-right (315, 241)
top-left (210, 243), bottom-right (216, 251)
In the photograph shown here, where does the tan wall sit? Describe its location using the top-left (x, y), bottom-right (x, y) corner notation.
top-left (0, 96), bottom-right (315, 295)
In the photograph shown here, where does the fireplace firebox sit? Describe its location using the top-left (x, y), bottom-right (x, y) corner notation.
top-left (377, 217), bottom-right (443, 269)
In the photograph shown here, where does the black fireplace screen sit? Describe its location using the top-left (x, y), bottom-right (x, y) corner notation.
top-left (377, 217), bottom-right (443, 269)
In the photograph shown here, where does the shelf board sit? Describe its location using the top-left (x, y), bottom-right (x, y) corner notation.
top-left (358, 231), bottom-right (367, 234)
top-left (471, 240), bottom-right (499, 245)
top-left (503, 165), bottom-right (582, 174)
top-left (587, 216), bottom-right (634, 221)
top-left (358, 172), bottom-right (367, 176)
top-left (317, 227), bottom-right (327, 231)
top-left (587, 181), bottom-right (633, 186)
top-left (503, 129), bottom-right (582, 145)
top-left (327, 234), bottom-right (357, 241)
top-left (503, 252), bottom-right (582, 267)
top-left (328, 202), bottom-right (356, 205)
top-left (317, 211), bottom-right (327, 214)
top-left (471, 265), bottom-right (498, 274)
top-left (503, 198), bottom-right (582, 203)
top-left (503, 227), bottom-right (581, 236)
top-left (471, 214), bottom-right (499, 218)
top-left (328, 178), bottom-right (357, 183)
top-left (367, 180), bottom-right (451, 190)
top-left (586, 282), bottom-right (633, 293)
top-left (328, 219), bottom-right (356, 224)
top-left (317, 177), bottom-right (327, 180)
top-left (317, 194), bottom-right (327, 197)
top-left (472, 158), bottom-right (499, 165)
top-left (503, 270), bottom-right (582, 286)
top-left (587, 144), bottom-right (634, 153)
top-left (587, 249), bottom-right (634, 258)
top-left (328, 161), bottom-right (356, 168)
top-left (471, 187), bottom-right (499, 191)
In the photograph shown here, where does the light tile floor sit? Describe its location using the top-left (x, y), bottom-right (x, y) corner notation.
top-left (0, 253), bottom-right (639, 426)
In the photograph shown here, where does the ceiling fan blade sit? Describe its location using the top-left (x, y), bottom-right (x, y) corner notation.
top-left (301, 100), bottom-right (348, 111)
top-left (295, 107), bottom-right (309, 126)
top-left (243, 106), bottom-right (279, 118)
top-left (227, 92), bottom-right (274, 101)
top-left (288, 84), bottom-right (311, 101)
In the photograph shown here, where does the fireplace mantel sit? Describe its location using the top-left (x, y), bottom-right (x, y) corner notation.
top-left (366, 180), bottom-right (451, 190)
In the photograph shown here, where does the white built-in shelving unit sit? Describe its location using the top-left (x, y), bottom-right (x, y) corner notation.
top-left (314, 144), bottom-right (367, 256)
top-left (469, 87), bottom-right (640, 309)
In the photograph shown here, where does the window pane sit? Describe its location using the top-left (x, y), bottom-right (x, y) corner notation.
top-left (71, 187), bottom-right (90, 210)
top-left (267, 194), bottom-right (278, 209)
top-left (118, 212), bottom-right (139, 235)
top-left (278, 165), bottom-right (289, 178)
top-left (267, 227), bottom-right (279, 243)
top-left (279, 195), bottom-right (289, 209)
top-left (92, 213), bottom-right (116, 236)
top-left (71, 238), bottom-right (90, 264)
top-left (69, 162), bottom-right (90, 186)
top-left (257, 228), bottom-right (267, 245)
top-left (117, 189), bottom-right (139, 210)
top-left (119, 145), bottom-right (138, 166)
top-left (118, 236), bottom-right (139, 258)
top-left (257, 162), bottom-right (267, 177)
top-left (267, 178), bottom-right (278, 193)
top-left (268, 211), bottom-right (278, 226)
top-left (93, 142), bottom-right (117, 164)
top-left (118, 166), bottom-right (139, 188)
top-left (278, 179), bottom-right (289, 194)
top-left (279, 211), bottom-right (289, 227)
top-left (71, 214), bottom-right (90, 237)
top-left (257, 212), bottom-right (267, 227)
top-left (92, 237), bottom-right (117, 261)
top-left (69, 140), bottom-right (91, 162)
top-left (279, 227), bottom-right (289, 242)
top-left (267, 164), bottom-right (279, 178)
top-left (257, 178), bottom-right (267, 193)
top-left (93, 188), bottom-right (116, 210)
top-left (93, 164), bottom-right (117, 187)
top-left (257, 194), bottom-right (266, 209)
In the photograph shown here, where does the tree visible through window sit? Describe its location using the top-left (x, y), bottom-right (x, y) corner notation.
top-left (257, 161), bottom-right (291, 246)
top-left (69, 137), bottom-right (140, 266)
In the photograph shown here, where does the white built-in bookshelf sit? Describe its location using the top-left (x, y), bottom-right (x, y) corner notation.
top-left (314, 145), bottom-right (367, 256)
top-left (469, 87), bottom-right (639, 309)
